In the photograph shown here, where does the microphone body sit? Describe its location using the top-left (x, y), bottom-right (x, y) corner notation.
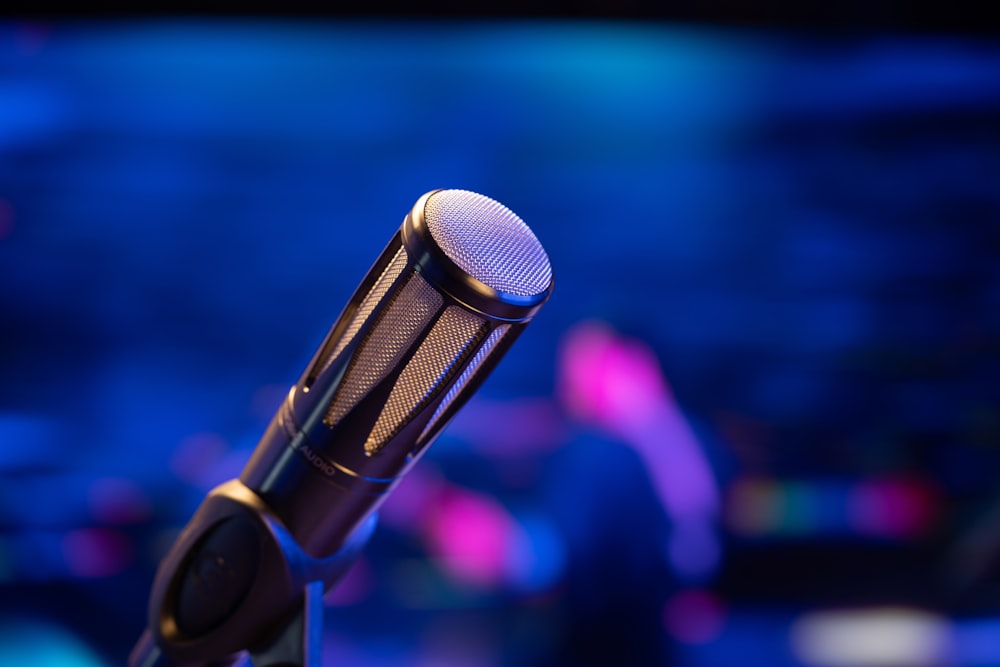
top-left (130, 190), bottom-right (553, 667)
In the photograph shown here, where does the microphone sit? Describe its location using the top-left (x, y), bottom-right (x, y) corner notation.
top-left (130, 189), bottom-right (554, 667)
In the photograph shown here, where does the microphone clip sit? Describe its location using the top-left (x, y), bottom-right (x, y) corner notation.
top-left (129, 480), bottom-right (376, 667)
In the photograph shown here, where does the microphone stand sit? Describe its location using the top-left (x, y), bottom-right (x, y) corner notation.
top-left (129, 480), bottom-right (376, 667)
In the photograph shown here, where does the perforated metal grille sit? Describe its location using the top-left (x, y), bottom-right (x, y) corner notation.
top-left (324, 272), bottom-right (442, 426)
top-left (364, 306), bottom-right (486, 454)
top-left (424, 190), bottom-right (552, 297)
top-left (419, 324), bottom-right (509, 442)
top-left (322, 246), bottom-right (408, 375)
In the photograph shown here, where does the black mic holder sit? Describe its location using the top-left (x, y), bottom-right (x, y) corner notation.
top-left (129, 479), bottom-right (376, 667)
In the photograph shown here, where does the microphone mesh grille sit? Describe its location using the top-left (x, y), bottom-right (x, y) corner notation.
top-left (325, 246), bottom-right (408, 373)
top-left (325, 272), bottom-right (442, 426)
top-left (364, 306), bottom-right (486, 453)
top-left (424, 190), bottom-right (552, 297)
top-left (420, 324), bottom-right (509, 442)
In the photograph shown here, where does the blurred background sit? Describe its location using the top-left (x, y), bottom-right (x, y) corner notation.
top-left (1, 18), bottom-right (999, 667)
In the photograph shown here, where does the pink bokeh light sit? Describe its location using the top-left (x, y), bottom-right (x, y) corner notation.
top-left (849, 477), bottom-right (939, 538)
top-left (424, 487), bottom-right (517, 590)
top-left (558, 321), bottom-right (670, 435)
top-left (382, 469), bottom-right (564, 594)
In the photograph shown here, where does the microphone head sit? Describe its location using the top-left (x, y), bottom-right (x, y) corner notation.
top-left (419, 189), bottom-right (553, 301)
top-left (402, 189), bottom-right (553, 319)
top-left (242, 189), bottom-right (553, 557)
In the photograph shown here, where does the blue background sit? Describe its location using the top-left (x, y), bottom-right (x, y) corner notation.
top-left (1, 20), bottom-right (999, 666)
